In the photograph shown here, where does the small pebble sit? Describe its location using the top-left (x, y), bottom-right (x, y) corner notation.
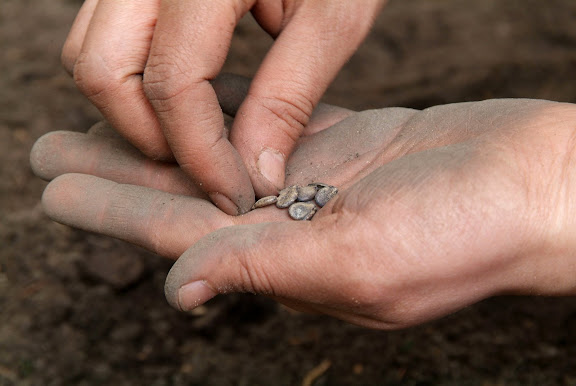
top-left (251, 195), bottom-right (277, 209)
top-left (297, 185), bottom-right (317, 201)
top-left (315, 186), bottom-right (338, 207)
top-left (276, 185), bottom-right (298, 208)
top-left (288, 202), bottom-right (317, 221)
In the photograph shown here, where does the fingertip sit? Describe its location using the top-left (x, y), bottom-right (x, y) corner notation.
top-left (41, 173), bottom-right (80, 222)
top-left (140, 140), bottom-right (174, 161)
top-left (164, 220), bottom-right (333, 311)
top-left (30, 131), bottom-right (68, 180)
top-left (86, 121), bottom-right (121, 138)
top-left (164, 225), bottom-right (258, 311)
top-left (175, 137), bottom-right (255, 215)
top-left (41, 173), bottom-right (113, 229)
top-left (209, 192), bottom-right (247, 216)
top-left (164, 271), bottom-right (181, 310)
top-left (164, 230), bottom-right (228, 309)
top-left (110, 119), bottom-right (174, 162)
top-left (174, 280), bottom-right (218, 312)
top-left (229, 92), bottom-right (308, 197)
top-left (30, 133), bottom-right (50, 180)
top-left (254, 148), bottom-right (286, 196)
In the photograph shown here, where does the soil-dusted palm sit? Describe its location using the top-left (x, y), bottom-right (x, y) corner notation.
top-left (31, 75), bottom-right (576, 329)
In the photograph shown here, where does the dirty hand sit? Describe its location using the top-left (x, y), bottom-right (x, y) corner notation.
top-left (31, 75), bottom-right (576, 329)
top-left (61, 0), bottom-right (384, 215)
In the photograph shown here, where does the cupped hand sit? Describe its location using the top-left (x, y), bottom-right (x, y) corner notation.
top-left (31, 75), bottom-right (576, 329)
top-left (61, 0), bottom-right (384, 215)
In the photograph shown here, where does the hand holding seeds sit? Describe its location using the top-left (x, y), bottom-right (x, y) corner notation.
top-left (61, 0), bottom-right (383, 215)
top-left (32, 74), bottom-right (576, 329)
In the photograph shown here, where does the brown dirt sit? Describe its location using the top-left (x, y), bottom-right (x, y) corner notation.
top-left (2, 0), bottom-right (576, 384)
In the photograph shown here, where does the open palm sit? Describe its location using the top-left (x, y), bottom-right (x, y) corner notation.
top-left (31, 74), bottom-right (576, 328)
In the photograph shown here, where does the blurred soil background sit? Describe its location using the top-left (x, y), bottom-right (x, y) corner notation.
top-left (2, 0), bottom-right (576, 384)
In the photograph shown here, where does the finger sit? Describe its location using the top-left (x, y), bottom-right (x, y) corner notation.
top-left (42, 174), bottom-right (290, 258)
top-left (212, 73), bottom-right (355, 136)
top-left (143, 1), bottom-right (256, 215)
top-left (163, 216), bottom-right (385, 326)
top-left (72, 0), bottom-right (172, 159)
top-left (163, 137), bottom-right (522, 329)
top-left (86, 120), bottom-right (123, 138)
top-left (61, 0), bottom-right (99, 74)
top-left (231, 1), bottom-right (383, 196)
top-left (42, 174), bottom-right (228, 258)
top-left (30, 127), bottom-right (204, 197)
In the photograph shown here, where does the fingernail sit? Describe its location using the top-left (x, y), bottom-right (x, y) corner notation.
top-left (209, 192), bottom-right (239, 215)
top-left (257, 148), bottom-right (285, 191)
top-left (178, 280), bottom-right (217, 311)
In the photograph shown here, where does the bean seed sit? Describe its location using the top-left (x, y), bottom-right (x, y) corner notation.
top-left (248, 182), bottom-right (337, 221)
top-left (297, 185), bottom-right (317, 201)
top-left (315, 186), bottom-right (338, 207)
top-left (276, 185), bottom-right (299, 208)
top-left (288, 202), bottom-right (317, 220)
top-left (251, 195), bottom-right (278, 209)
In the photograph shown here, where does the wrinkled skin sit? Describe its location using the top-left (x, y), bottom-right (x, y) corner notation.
top-left (31, 74), bottom-right (576, 329)
top-left (61, 0), bottom-right (384, 214)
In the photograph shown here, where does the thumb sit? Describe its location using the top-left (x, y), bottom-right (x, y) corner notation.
top-left (164, 218), bottom-right (340, 312)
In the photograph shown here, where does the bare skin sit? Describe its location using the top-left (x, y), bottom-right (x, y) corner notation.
top-left (31, 75), bottom-right (576, 329)
top-left (61, 0), bottom-right (384, 215)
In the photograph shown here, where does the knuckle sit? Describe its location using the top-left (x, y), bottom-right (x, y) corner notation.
top-left (220, 230), bottom-right (277, 296)
top-left (142, 56), bottom-right (194, 109)
top-left (235, 251), bottom-right (276, 296)
top-left (72, 53), bottom-right (116, 99)
top-left (257, 92), bottom-right (315, 141)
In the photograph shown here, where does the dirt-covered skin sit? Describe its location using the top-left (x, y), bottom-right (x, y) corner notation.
top-left (3, 0), bottom-right (576, 384)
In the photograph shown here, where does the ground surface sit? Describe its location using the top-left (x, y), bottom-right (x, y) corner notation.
top-left (2, 0), bottom-right (576, 384)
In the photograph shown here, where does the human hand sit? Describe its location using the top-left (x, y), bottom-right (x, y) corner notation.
top-left (31, 75), bottom-right (576, 328)
top-left (30, 73), bottom-right (374, 256)
top-left (61, 0), bottom-right (384, 215)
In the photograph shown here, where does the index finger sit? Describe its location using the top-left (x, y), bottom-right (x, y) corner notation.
top-left (143, 0), bottom-right (256, 215)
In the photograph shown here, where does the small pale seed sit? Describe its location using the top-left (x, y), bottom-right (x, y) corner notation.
top-left (276, 185), bottom-right (299, 208)
top-left (251, 195), bottom-right (278, 209)
top-left (297, 185), bottom-right (317, 201)
top-left (315, 186), bottom-right (338, 207)
top-left (288, 202), bottom-right (317, 221)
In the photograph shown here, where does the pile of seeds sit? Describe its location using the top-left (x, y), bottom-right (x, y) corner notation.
top-left (251, 183), bottom-right (338, 221)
